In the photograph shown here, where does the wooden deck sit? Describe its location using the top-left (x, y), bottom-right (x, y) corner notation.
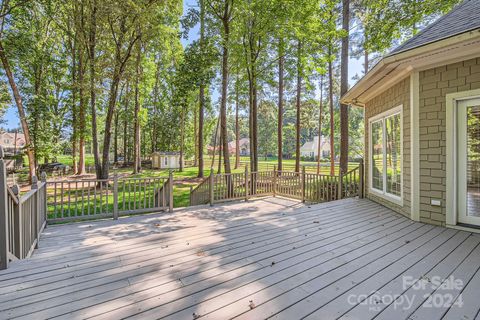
top-left (1, 197), bottom-right (480, 320)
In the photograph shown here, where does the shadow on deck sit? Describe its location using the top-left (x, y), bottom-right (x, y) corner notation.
top-left (0, 197), bottom-right (479, 320)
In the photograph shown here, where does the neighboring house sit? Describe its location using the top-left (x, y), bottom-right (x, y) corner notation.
top-left (0, 132), bottom-right (25, 155)
top-left (342, 0), bottom-right (480, 230)
top-left (228, 138), bottom-right (250, 156)
top-left (151, 152), bottom-right (182, 169)
top-left (300, 136), bottom-right (331, 159)
top-left (208, 138), bottom-right (250, 156)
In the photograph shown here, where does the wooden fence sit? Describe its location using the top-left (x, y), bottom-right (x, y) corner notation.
top-left (46, 173), bottom-right (173, 223)
top-left (190, 160), bottom-right (364, 206)
top-left (1, 147), bottom-right (48, 270)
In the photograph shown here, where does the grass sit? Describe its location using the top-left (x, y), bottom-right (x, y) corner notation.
top-left (17, 154), bottom-right (361, 217)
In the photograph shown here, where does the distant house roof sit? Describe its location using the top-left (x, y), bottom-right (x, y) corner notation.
top-left (228, 138), bottom-right (250, 149)
top-left (300, 136), bottom-right (330, 152)
top-left (300, 141), bottom-right (315, 152)
top-left (0, 132), bottom-right (26, 148)
top-left (390, 0), bottom-right (480, 55)
top-left (341, 0), bottom-right (480, 105)
top-left (152, 151), bottom-right (180, 156)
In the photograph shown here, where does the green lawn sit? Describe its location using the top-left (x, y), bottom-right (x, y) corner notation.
top-left (19, 154), bottom-right (361, 214)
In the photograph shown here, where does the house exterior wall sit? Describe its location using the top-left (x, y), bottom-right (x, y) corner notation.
top-left (418, 57), bottom-right (480, 226)
top-left (363, 57), bottom-right (480, 227)
top-left (364, 77), bottom-right (412, 218)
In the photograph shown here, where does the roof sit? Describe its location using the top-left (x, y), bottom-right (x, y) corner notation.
top-left (300, 136), bottom-right (330, 152)
top-left (341, 0), bottom-right (480, 106)
top-left (300, 141), bottom-right (315, 152)
top-left (390, 0), bottom-right (480, 55)
top-left (152, 151), bottom-right (180, 156)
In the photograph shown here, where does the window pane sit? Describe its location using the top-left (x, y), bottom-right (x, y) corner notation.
top-left (371, 120), bottom-right (383, 191)
top-left (386, 114), bottom-right (401, 197)
top-left (467, 106), bottom-right (480, 216)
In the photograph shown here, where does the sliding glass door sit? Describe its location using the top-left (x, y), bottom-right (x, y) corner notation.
top-left (458, 98), bottom-right (480, 225)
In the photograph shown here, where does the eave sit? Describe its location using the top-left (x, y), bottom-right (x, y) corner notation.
top-left (341, 28), bottom-right (480, 106)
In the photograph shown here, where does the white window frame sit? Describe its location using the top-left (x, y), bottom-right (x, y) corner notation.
top-left (446, 89), bottom-right (480, 227)
top-left (368, 105), bottom-right (403, 206)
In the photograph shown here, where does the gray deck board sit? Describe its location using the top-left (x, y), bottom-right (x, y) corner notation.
top-left (0, 197), bottom-right (479, 320)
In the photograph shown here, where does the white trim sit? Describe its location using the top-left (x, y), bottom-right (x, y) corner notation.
top-left (446, 89), bottom-right (480, 226)
top-left (446, 223), bottom-right (480, 234)
top-left (341, 30), bottom-right (480, 105)
top-left (368, 105), bottom-right (404, 207)
top-left (410, 72), bottom-right (420, 221)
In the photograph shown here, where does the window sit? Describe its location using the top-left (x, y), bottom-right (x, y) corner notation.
top-left (369, 106), bottom-right (402, 202)
top-left (164, 157), bottom-right (168, 166)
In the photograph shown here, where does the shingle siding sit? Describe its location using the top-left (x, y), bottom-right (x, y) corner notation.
top-left (364, 57), bottom-right (480, 227)
top-left (418, 57), bottom-right (480, 226)
top-left (364, 77), bottom-right (411, 218)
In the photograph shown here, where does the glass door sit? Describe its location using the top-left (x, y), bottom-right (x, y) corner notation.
top-left (458, 98), bottom-right (480, 225)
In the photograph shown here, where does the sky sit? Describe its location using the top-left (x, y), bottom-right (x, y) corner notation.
top-left (1, 0), bottom-right (365, 130)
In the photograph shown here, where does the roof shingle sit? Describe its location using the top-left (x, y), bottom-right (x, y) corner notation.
top-left (389, 0), bottom-right (480, 55)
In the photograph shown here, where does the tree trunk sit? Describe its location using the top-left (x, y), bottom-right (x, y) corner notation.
top-left (340, 0), bottom-right (350, 174)
top-left (133, 41), bottom-right (141, 174)
top-left (317, 75), bottom-right (324, 175)
top-left (180, 107), bottom-right (185, 172)
top-left (197, 0), bottom-right (205, 178)
top-left (101, 64), bottom-right (123, 179)
top-left (77, 41), bottom-right (87, 175)
top-left (328, 53), bottom-right (335, 176)
top-left (123, 82), bottom-right (129, 163)
top-left (88, 0), bottom-right (101, 179)
top-left (0, 40), bottom-right (36, 181)
top-left (194, 102), bottom-right (197, 167)
top-left (114, 110), bottom-right (119, 164)
top-left (198, 84), bottom-right (205, 177)
top-left (277, 40), bottom-right (284, 172)
top-left (251, 68), bottom-right (258, 173)
top-left (217, 135), bottom-right (222, 174)
top-left (211, 116), bottom-right (220, 170)
top-left (220, 19), bottom-right (231, 175)
top-left (235, 76), bottom-right (240, 169)
top-left (364, 49), bottom-right (369, 74)
top-left (295, 40), bottom-right (302, 173)
top-left (71, 37), bottom-right (78, 175)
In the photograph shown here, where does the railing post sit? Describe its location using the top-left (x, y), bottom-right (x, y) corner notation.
top-left (359, 159), bottom-right (364, 199)
top-left (338, 168), bottom-right (343, 200)
top-left (169, 171), bottom-right (174, 213)
top-left (209, 169), bottom-right (214, 206)
top-left (31, 176), bottom-right (39, 249)
top-left (11, 185), bottom-right (21, 259)
top-left (40, 172), bottom-right (47, 231)
top-left (244, 165), bottom-right (249, 201)
top-left (189, 185), bottom-right (193, 206)
top-left (0, 147), bottom-right (9, 269)
top-left (273, 165), bottom-right (277, 197)
top-left (113, 173), bottom-right (119, 220)
top-left (301, 166), bottom-right (306, 203)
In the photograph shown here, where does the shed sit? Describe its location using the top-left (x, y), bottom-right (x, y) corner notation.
top-left (151, 152), bottom-right (182, 169)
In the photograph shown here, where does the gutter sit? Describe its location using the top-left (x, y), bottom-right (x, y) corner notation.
top-left (341, 28), bottom-right (480, 106)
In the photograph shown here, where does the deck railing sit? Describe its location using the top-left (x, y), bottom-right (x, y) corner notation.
top-left (46, 172), bottom-right (173, 222)
top-left (1, 147), bottom-right (48, 270)
top-left (190, 160), bottom-right (364, 207)
top-left (190, 177), bottom-right (210, 206)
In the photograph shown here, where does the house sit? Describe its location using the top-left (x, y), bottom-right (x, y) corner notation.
top-left (151, 152), bottom-right (182, 169)
top-left (228, 138), bottom-right (250, 156)
top-left (300, 136), bottom-right (331, 159)
top-left (208, 138), bottom-right (250, 156)
top-left (0, 132), bottom-right (25, 155)
top-left (342, 0), bottom-right (480, 231)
